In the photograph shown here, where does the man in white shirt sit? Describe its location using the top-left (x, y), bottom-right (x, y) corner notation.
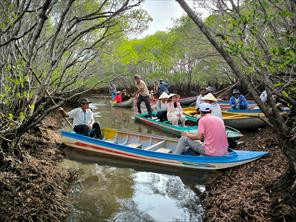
top-left (196, 87), bottom-right (206, 110)
top-left (59, 98), bottom-right (103, 139)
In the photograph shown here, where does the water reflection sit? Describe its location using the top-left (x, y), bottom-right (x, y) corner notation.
top-left (62, 98), bottom-right (212, 221)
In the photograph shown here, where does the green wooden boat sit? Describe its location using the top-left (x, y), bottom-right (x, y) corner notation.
top-left (135, 113), bottom-right (242, 139)
top-left (110, 98), bottom-right (134, 108)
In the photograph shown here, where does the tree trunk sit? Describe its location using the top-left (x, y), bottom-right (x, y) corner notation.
top-left (176, 0), bottom-right (296, 191)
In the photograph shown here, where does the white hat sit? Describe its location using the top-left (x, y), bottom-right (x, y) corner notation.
top-left (199, 103), bottom-right (212, 113)
top-left (159, 92), bottom-right (169, 99)
top-left (233, 89), bottom-right (240, 94)
top-left (168, 93), bottom-right (178, 98)
top-left (202, 93), bottom-right (217, 102)
top-left (206, 86), bottom-right (213, 92)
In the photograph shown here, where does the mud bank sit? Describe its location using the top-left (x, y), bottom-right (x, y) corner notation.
top-left (201, 127), bottom-right (295, 221)
top-left (0, 112), bottom-right (77, 221)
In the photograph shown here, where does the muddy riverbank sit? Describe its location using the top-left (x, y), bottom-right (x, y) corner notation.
top-left (0, 112), bottom-right (77, 221)
top-left (201, 127), bottom-right (295, 221)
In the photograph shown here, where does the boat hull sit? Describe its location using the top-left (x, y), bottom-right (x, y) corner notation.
top-left (111, 98), bottom-right (133, 108)
top-left (183, 107), bottom-right (266, 130)
top-left (61, 129), bottom-right (269, 170)
top-left (135, 113), bottom-right (242, 139)
top-left (179, 96), bottom-right (197, 106)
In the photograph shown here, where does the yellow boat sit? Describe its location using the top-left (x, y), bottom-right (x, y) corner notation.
top-left (183, 107), bottom-right (266, 130)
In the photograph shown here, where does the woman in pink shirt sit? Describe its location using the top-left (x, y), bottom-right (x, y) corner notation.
top-left (174, 103), bottom-right (228, 156)
top-left (166, 93), bottom-right (186, 126)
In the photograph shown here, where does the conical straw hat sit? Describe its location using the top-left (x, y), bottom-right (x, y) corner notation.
top-left (202, 93), bottom-right (217, 102)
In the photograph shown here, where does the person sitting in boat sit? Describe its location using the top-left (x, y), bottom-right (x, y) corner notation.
top-left (196, 87), bottom-right (206, 110)
top-left (59, 98), bottom-right (103, 139)
top-left (156, 92), bottom-right (169, 122)
top-left (114, 91), bottom-right (123, 103)
top-left (121, 89), bottom-right (130, 101)
top-left (202, 93), bottom-right (222, 119)
top-left (174, 103), bottom-right (228, 156)
top-left (229, 89), bottom-right (248, 110)
top-left (166, 93), bottom-right (186, 126)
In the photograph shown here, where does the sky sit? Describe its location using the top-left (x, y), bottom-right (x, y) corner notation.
top-left (139, 0), bottom-right (185, 37)
top-left (137, 0), bottom-right (209, 38)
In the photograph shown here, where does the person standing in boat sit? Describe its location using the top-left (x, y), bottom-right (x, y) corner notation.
top-left (158, 79), bottom-right (170, 96)
top-left (201, 93), bottom-right (222, 119)
top-left (174, 103), bottom-right (228, 155)
top-left (59, 98), bottom-right (103, 139)
top-left (166, 93), bottom-right (186, 126)
top-left (133, 75), bottom-right (153, 118)
top-left (109, 82), bottom-right (117, 100)
top-left (229, 89), bottom-right (248, 110)
top-left (153, 81), bottom-right (160, 97)
top-left (156, 92), bottom-right (169, 122)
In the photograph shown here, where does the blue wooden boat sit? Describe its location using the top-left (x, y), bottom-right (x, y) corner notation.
top-left (61, 128), bottom-right (269, 170)
top-left (135, 113), bottom-right (242, 139)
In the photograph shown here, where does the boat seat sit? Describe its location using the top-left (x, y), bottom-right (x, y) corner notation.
top-left (144, 140), bottom-right (166, 151)
top-left (156, 148), bottom-right (172, 153)
top-left (128, 143), bottom-right (142, 148)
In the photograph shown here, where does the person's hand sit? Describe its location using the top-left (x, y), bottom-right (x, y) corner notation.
top-left (58, 107), bottom-right (64, 111)
top-left (181, 132), bottom-right (188, 137)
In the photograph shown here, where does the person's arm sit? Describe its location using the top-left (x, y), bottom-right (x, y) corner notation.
top-left (133, 84), bottom-right (142, 96)
top-left (181, 131), bottom-right (203, 140)
top-left (88, 111), bottom-right (94, 129)
top-left (59, 107), bottom-right (69, 118)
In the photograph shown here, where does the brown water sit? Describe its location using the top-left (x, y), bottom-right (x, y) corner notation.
top-left (60, 97), bottom-right (217, 222)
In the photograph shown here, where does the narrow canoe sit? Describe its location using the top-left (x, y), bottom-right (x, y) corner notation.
top-left (218, 101), bottom-right (257, 110)
top-left (183, 107), bottom-right (266, 130)
top-left (189, 101), bottom-right (257, 110)
top-left (135, 113), bottom-right (242, 139)
top-left (61, 128), bottom-right (269, 170)
top-left (179, 96), bottom-right (197, 106)
top-left (111, 98), bottom-right (134, 108)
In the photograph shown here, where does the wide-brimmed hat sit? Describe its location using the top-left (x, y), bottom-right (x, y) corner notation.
top-left (168, 93), bottom-right (178, 98)
top-left (202, 93), bottom-right (217, 102)
top-left (233, 89), bottom-right (240, 94)
top-left (79, 98), bottom-right (91, 105)
top-left (159, 92), bottom-right (169, 99)
top-left (199, 103), bottom-right (212, 113)
top-left (134, 75), bottom-right (141, 79)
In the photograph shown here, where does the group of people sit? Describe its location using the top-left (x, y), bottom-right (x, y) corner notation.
top-left (113, 89), bottom-right (131, 103)
top-left (59, 77), bottom-right (244, 158)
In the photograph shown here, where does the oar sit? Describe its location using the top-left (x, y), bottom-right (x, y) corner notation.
top-left (15, 44), bottom-right (73, 128)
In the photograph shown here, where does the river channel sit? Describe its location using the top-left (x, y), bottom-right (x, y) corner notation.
top-left (60, 97), bottom-right (219, 222)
